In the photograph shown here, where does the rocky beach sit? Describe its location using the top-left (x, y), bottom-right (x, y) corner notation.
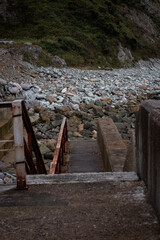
top-left (0, 57), bottom-right (160, 183)
top-left (1, 58), bottom-right (160, 139)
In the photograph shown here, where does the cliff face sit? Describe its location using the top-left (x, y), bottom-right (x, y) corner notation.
top-left (141, 0), bottom-right (160, 18)
top-left (0, 0), bottom-right (7, 20)
top-left (0, 0), bottom-right (160, 67)
top-left (0, 0), bottom-right (15, 21)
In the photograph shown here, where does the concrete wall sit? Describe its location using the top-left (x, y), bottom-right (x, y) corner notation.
top-left (97, 118), bottom-right (126, 172)
top-left (123, 130), bottom-right (137, 172)
top-left (136, 100), bottom-right (160, 219)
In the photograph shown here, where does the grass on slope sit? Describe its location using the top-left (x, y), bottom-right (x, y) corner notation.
top-left (0, 0), bottom-right (160, 67)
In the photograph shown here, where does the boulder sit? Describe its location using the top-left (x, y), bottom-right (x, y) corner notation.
top-left (8, 86), bottom-right (19, 94)
top-left (0, 78), bottom-right (7, 85)
top-left (118, 43), bottom-right (134, 63)
top-left (29, 115), bottom-right (40, 125)
top-left (21, 83), bottom-right (33, 90)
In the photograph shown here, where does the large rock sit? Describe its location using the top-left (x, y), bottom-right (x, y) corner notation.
top-left (8, 86), bottom-right (19, 95)
top-left (26, 100), bottom-right (40, 109)
top-left (93, 106), bottom-right (104, 117)
top-left (118, 43), bottom-right (134, 63)
top-left (39, 139), bottom-right (57, 151)
top-left (39, 143), bottom-right (51, 155)
top-left (46, 95), bottom-right (56, 103)
top-left (21, 83), bottom-right (33, 90)
top-left (29, 115), bottom-right (40, 125)
top-left (0, 78), bottom-right (7, 85)
top-left (52, 55), bottom-right (67, 67)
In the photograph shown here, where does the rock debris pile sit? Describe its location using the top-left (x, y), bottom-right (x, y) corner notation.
top-left (0, 172), bottom-right (16, 184)
top-left (0, 58), bottom-right (160, 177)
top-left (0, 58), bottom-right (160, 141)
top-left (1, 58), bottom-right (160, 108)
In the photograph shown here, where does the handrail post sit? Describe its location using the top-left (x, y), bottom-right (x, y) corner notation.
top-left (50, 117), bottom-right (68, 174)
top-left (12, 100), bottom-right (27, 190)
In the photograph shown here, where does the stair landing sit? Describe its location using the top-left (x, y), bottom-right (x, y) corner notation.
top-left (0, 178), bottom-right (159, 240)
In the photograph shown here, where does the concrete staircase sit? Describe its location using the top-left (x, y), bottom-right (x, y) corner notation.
top-left (68, 140), bottom-right (105, 173)
top-left (1, 171), bottom-right (159, 240)
top-left (0, 102), bottom-right (160, 239)
top-left (0, 112), bottom-right (160, 239)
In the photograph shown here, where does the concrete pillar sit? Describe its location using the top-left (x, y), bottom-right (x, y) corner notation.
top-left (136, 100), bottom-right (160, 219)
top-left (148, 109), bottom-right (160, 218)
top-left (136, 100), bottom-right (160, 186)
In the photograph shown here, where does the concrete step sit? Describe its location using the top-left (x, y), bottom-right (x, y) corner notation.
top-left (27, 172), bottom-right (138, 185)
top-left (68, 140), bottom-right (105, 173)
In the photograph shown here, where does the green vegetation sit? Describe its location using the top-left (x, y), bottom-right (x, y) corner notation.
top-left (0, 0), bottom-right (160, 67)
top-left (22, 50), bottom-right (58, 67)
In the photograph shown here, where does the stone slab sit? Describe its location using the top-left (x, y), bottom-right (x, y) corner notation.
top-left (26, 172), bottom-right (138, 185)
top-left (97, 118), bottom-right (127, 171)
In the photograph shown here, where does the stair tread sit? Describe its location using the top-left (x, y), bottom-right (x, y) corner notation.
top-left (27, 172), bottom-right (138, 184)
top-left (68, 140), bottom-right (104, 173)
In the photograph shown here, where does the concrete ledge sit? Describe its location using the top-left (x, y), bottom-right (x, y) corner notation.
top-left (97, 118), bottom-right (126, 171)
top-left (27, 172), bottom-right (138, 185)
top-left (0, 184), bottom-right (16, 193)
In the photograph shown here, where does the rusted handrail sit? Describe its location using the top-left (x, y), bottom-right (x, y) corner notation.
top-left (50, 117), bottom-right (68, 174)
top-left (0, 100), bottom-right (46, 189)
top-left (21, 101), bottom-right (46, 174)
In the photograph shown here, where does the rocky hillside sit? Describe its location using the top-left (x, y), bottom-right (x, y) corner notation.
top-left (0, 0), bottom-right (160, 68)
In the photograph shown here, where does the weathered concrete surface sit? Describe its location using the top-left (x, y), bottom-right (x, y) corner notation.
top-left (123, 130), bottom-right (137, 172)
top-left (0, 184), bottom-right (15, 193)
top-left (136, 100), bottom-right (160, 220)
top-left (68, 140), bottom-right (104, 173)
top-left (0, 181), bottom-right (160, 240)
top-left (148, 108), bottom-right (160, 220)
top-left (27, 172), bottom-right (138, 185)
top-left (97, 118), bottom-right (127, 172)
top-left (136, 100), bottom-right (160, 186)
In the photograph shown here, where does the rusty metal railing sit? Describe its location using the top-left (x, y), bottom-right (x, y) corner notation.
top-left (0, 100), bottom-right (46, 190)
top-left (50, 117), bottom-right (68, 174)
top-left (21, 101), bottom-right (46, 175)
